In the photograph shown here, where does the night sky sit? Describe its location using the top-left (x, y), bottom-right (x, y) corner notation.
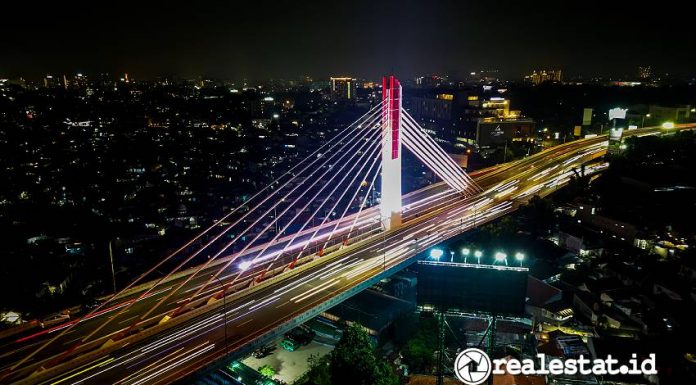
top-left (3, 0), bottom-right (695, 80)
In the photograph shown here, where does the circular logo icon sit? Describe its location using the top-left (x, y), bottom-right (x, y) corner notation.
top-left (454, 348), bottom-right (492, 385)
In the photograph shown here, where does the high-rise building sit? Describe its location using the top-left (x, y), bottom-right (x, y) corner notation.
top-left (43, 75), bottom-right (62, 88)
top-left (475, 96), bottom-right (534, 150)
top-left (415, 75), bottom-right (446, 88)
top-left (638, 66), bottom-right (653, 79)
top-left (481, 97), bottom-right (512, 118)
top-left (330, 77), bottom-right (356, 101)
top-left (526, 69), bottom-right (562, 85)
top-left (70, 73), bottom-right (89, 89)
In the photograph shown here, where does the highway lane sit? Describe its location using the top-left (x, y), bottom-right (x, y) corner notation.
top-left (4, 124), bottom-right (692, 384)
top-left (0, 167), bottom-right (490, 358)
top-left (0, 147), bottom-right (515, 375)
top-left (0, 125), bottom-right (607, 369)
top-left (0, 124), bottom-right (668, 376)
top-left (0, 161), bottom-right (489, 378)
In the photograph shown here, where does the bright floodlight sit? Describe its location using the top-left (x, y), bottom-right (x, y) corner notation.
top-left (515, 252), bottom-right (525, 261)
top-left (462, 248), bottom-right (471, 256)
top-left (495, 252), bottom-right (507, 262)
top-left (239, 260), bottom-right (253, 271)
top-left (474, 250), bottom-right (483, 258)
top-left (662, 121), bottom-right (675, 129)
top-left (429, 248), bottom-right (444, 260)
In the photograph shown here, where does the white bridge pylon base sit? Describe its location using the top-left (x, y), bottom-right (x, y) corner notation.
top-left (379, 75), bottom-right (482, 231)
top-left (381, 76), bottom-right (402, 230)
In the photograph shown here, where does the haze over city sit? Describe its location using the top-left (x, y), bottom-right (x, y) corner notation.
top-left (3, 1), bottom-right (696, 80)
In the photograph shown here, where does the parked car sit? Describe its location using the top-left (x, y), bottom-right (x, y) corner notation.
top-left (253, 344), bottom-right (276, 358)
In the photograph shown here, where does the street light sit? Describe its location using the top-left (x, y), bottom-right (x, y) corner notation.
top-left (662, 121), bottom-right (675, 129)
top-left (495, 252), bottom-right (507, 265)
top-left (515, 252), bottom-right (525, 267)
top-left (239, 260), bottom-right (252, 271)
top-left (474, 250), bottom-right (483, 264)
top-left (430, 248), bottom-right (444, 260)
top-left (462, 248), bottom-right (470, 263)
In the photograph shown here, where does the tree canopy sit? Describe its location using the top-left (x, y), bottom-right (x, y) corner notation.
top-left (304, 323), bottom-right (398, 385)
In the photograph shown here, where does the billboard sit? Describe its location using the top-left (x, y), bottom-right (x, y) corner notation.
top-left (417, 261), bottom-right (528, 316)
top-left (608, 108), bottom-right (628, 120)
top-left (476, 120), bottom-right (535, 147)
top-left (582, 108), bottom-right (593, 126)
top-left (609, 127), bottom-right (624, 142)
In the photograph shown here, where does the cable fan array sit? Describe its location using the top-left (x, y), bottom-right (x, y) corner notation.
top-left (9, 98), bottom-right (483, 376)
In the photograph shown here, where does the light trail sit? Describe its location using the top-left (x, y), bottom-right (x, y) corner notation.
top-left (5, 123), bottom-right (694, 385)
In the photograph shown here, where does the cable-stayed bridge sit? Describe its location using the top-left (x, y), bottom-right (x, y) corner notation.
top-left (1, 76), bottom-right (693, 385)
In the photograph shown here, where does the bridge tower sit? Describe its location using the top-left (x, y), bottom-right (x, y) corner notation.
top-left (381, 75), bottom-right (402, 230)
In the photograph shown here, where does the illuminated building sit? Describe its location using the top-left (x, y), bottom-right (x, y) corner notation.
top-left (475, 117), bottom-right (535, 148)
top-left (526, 69), bottom-right (562, 85)
top-left (408, 90), bottom-right (532, 151)
top-left (329, 77), bottom-right (356, 101)
top-left (43, 75), bottom-right (62, 88)
top-left (68, 73), bottom-right (89, 89)
top-left (638, 66), bottom-right (652, 79)
top-left (475, 97), bottom-right (534, 149)
top-left (468, 69), bottom-right (500, 83)
top-left (481, 97), bottom-right (512, 118)
top-left (411, 93), bottom-right (455, 121)
top-left (415, 75), bottom-right (446, 87)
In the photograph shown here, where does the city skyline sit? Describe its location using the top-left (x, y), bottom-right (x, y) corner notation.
top-left (3, 1), bottom-right (696, 81)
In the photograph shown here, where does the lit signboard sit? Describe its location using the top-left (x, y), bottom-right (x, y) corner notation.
top-left (608, 108), bottom-right (628, 120)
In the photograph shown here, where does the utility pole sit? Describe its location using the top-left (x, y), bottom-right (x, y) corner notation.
top-left (487, 314), bottom-right (498, 385)
top-left (436, 310), bottom-right (446, 385)
top-left (108, 241), bottom-right (116, 293)
top-left (474, 314), bottom-right (498, 385)
top-left (213, 275), bottom-right (228, 354)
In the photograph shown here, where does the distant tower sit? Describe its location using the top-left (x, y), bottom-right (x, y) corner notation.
top-left (380, 76), bottom-right (402, 230)
top-left (330, 77), bottom-right (356, 101)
